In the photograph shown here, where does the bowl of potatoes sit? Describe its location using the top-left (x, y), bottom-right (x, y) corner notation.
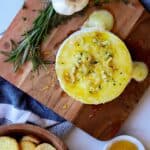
top-left (0, 124), bottom-right (67, 150)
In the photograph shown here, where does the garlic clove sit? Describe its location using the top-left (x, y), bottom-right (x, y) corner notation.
top-left (52, 0), bottom-right (89, 15)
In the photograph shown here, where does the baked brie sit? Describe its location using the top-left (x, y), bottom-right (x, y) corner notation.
top-left (56, 28), bottom-right (133, 104)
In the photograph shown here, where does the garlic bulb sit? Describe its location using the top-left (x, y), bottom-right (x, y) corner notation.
top-left (52, 0), bottom-right (89, 15)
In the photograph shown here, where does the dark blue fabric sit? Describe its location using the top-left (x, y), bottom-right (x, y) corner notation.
top-left (0, 118), bottom-right (12, 125)
top-left (140, 0), bottom-right (150, 12)
top-left (0, 76), bottom-right (65, 122)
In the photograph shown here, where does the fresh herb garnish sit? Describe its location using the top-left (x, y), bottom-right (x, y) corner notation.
top-left (94, 0), bottom-right (128, 5)
top-left (94, 0), bottom-right (101, 5)
top-left (1, 0), bottom-right (128, 72)
top-left (0, 2), bottom-right (69, 72)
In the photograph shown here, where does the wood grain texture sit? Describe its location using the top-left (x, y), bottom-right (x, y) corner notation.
top-left (0, 0), bottom-right (149, 140)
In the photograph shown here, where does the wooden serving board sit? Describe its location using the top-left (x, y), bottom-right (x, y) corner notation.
top-left (0, 0), bottom-right (150, 140)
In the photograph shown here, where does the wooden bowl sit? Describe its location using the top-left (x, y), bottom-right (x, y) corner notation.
top-left (0, 124), bottom-right (67, 150)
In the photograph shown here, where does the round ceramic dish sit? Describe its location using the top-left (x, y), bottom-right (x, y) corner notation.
top-left (0, 124), bottom-right (67, 150)
top-left (103, 135), bottom-right (145, 150)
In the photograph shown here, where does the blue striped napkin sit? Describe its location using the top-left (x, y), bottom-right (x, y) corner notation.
top-left (0, 76), bottom-right (73, 137)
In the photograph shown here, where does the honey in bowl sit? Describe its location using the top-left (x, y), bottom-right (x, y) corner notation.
top-left (108, 140), bottom-right (138, 150)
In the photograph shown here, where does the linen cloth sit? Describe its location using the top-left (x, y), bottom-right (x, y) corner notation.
top-left (0, 76), bottom-right (73, 137)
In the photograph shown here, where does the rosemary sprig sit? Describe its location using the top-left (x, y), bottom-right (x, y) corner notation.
top-left (94, 0), bottom-right (110, 5)
top-left (1, 0), bottom-right (127, 72)
top-left (0, 2), bottom-right (68, 72)
top-left (94, 0), bottom-right (128, 5)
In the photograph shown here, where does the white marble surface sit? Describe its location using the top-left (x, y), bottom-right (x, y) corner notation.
top-left (0, 1), bottom-right (150, 149)
top-left (63, 88), bottom-right (150, 150)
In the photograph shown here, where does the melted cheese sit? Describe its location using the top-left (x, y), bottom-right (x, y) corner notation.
top-left (56, 29), bottom-right (132, 104)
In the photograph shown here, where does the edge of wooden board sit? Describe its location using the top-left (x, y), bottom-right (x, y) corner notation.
top-left (0, 0), bottom-right (147, 140)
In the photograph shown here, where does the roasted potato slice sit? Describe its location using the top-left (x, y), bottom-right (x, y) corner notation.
top-left (0, 136), bottom-right (19, 150)
top-left (21, 135), bottom-right (40, 144)
top-left (35, 143), bottom-right (56, 150)
top-left (20, 141), bottom-right (36, 150)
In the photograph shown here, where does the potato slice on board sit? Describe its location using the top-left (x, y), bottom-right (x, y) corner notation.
top-left (132, 61), bottom-right (148, 82)
top-left (0, 136), bottom-right (19, 150)
top-left (35, 143), bottom-right (56, 150)
top-left (20, 141), bottom-right (36, 150)
top-left (21, 135), bottom-right (40, 144)
top-left (82, 10), bottom-right (114, 31)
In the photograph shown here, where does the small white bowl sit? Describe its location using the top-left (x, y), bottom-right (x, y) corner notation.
top-left (103, 135), bottom-right (145, 150)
